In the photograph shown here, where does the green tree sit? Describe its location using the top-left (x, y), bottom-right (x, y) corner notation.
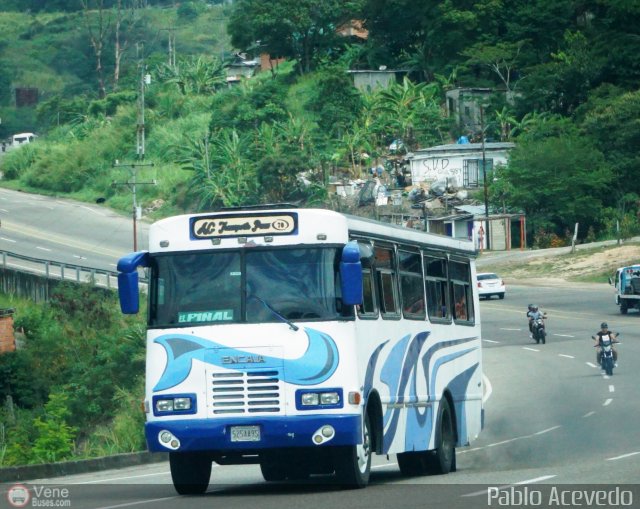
top-left (580, 88), bottom-right (640, 197)
top-left (32, 393), bottom-right (77, 463)
top-left (228, 0), bottom-right (363, 74)
top-left (497, 130), bottom-right (612, 238)
top-left (157, 55), bottom-right (227, 96)
top-left (178, 129), bottom-right (258, 209)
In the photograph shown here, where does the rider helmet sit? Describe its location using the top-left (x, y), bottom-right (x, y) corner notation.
top-left (528, 304), bottom-right (533, 311)
top-left (532, 305), bottom-right (538, 311)
top-left (601, 322), bottom-right (608, 329)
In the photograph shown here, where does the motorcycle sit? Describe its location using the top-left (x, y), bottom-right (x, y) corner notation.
top-left (531, 314), bottom-right (547, 344)
top-left (594, 335), bottom-right (620, 376)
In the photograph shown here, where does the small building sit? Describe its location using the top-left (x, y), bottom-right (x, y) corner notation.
top-left (347, 69), bottom-right (408, 92)
top-left (406, 142), bottom-right (515, 189)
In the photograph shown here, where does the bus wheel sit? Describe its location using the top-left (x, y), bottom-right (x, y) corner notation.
top-left (334, 413), bottom-right (371, 488)
top-left (620, 301), bottom-right (628, 314)
top-left (169, 451), bottom-right (211, 495)
top-left (425, 398), bottom-right (456, 475)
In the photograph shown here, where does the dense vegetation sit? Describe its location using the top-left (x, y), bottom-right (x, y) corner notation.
top-left (0, 284), bottom-right (146, 466)
top-left (1, 0), bottom-right (639, 242)
top-left (0, 0), bottom-right (640, 465)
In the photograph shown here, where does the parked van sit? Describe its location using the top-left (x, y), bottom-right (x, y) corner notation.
top-left (11, 132), bottom-right (36, 147)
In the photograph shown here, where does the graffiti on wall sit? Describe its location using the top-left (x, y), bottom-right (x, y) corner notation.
top-left (414, 158), bottom-right (463, 185)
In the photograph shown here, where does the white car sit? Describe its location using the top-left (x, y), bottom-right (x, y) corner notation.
top-left (477, 272), bottom-right (505, 300)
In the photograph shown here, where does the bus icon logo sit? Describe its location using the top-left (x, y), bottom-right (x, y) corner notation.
top-left (7, 484), bottom-right (30, 507)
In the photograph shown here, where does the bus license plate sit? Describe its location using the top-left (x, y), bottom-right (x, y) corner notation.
top-left (230, 426), bottom-right (261, 442)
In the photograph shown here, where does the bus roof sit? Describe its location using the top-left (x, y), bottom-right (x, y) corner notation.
top-left (147, 207), bottom-right (477, 256)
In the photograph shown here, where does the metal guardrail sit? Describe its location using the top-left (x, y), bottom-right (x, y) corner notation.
top-left (0, 250), bottom-right (147, 290)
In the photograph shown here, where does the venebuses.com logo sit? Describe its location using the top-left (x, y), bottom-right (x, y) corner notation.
top-left (6, 484), bottom-right (71, 507)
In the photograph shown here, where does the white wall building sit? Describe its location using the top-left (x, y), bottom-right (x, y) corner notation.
top-left (407, 142), bottom-right (515, 189)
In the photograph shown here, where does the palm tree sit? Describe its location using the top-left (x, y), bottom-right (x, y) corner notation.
top-left (158, 56), bottom-right (227, 96)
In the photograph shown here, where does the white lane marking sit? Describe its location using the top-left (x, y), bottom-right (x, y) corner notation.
top-left (609, 385), bottom-right (615, 393)
top-left (523, 347), bottom-right (539, 352)
top-left (558, 354), bottom-right (574, 359)
top-left (0, 208), bottom-right (8, 212)
top-left (603, 398), bottom-right (613, 406)
top-left (554, 334), bottom-right (574, 338)
top-left (534, 425), bottom-right (562, 436)
top-left (500, 328), bottom-right (521, 331)
top-left (603, 374), bottom-right (610, 380)
top-left (36, 246), bottom-right (52, 252)
top-left (81, 205), bottom-right (107, 216)
top-left (462, 475), bottom-right (557, 497)
top-left (0, 236), bottom-right (16, 242)
top-left (586, 362), bottom-right (597, 368)
top-left (460, 426), bottom-right (561, 454)
top-left (486, 438), bottom-right (519, 447)
top-left (483, 339), bottom-right (500, 343)
top-left (482, 374), bottom-right (493, 404)
top-left (583, 411), bottom-right (596, 418)
top-left (93, 496), bottom-right (181, 509)
top-left (372, 462), bottom-right (398, 470)
top-left (607, 451), bottom-right (640, 462)
top-left (514, 475), bottom-right (557, 484)
top-left (73, 255), bottom-right (87, 260)
top-left (76, 470), bottom-right (172, 483)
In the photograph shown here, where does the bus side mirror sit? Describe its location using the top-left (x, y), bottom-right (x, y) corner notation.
top-left (608, 276), bottom-right (613, 286)
top-left (340, 241), bottom-right (363, 306)
top-left (117, 251), bottom-right (150, 314)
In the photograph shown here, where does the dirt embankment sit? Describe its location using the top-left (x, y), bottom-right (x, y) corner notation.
top-left (478, 243), bottom-right (640, 286)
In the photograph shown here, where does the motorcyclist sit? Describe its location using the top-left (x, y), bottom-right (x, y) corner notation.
top-left (528, 305), bottom-right (546, 339)
top-left (526, 304), bottom-right (535, 333)
top-left (592, 322), bottom-right (619, 368)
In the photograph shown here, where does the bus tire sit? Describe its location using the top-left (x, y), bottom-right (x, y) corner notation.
top-left (620, 301), bottom-right (628, 314)
top-left (425, 398), bottom-right (456, 475)
top-left (334, 413), bottom-right (371, 488)
top-left (169, 451), bottom-right (212, 495)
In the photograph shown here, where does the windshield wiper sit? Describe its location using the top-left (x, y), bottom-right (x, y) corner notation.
top-left (249, 295), bottom-right (299, 331)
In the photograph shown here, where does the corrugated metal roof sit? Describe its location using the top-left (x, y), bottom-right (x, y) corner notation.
top-left (409, 142), bottom-right (515, 156)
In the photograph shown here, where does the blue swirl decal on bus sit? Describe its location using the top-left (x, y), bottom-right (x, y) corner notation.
top-left (151, 327), bottom-right (339, 392)
top-left (363, 332), bottom-right (479, 452)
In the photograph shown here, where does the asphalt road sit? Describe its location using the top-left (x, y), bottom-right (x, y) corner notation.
top-left (2, 282), bottom-right (637, 509)
top-left (0, 187), bottom-right (149, 271)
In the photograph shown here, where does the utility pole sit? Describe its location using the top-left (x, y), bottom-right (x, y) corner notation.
top-left (480, 106), bottom-right (491, 251)
top-left (112, 44), bottom-right (156, 251)
top-left (160, 28), bottom-right (177, 69)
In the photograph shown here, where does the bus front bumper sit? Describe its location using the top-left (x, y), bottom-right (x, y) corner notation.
top-left (145, 414), bottom-right (362, 452)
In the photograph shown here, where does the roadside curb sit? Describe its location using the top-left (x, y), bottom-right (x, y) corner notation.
top-left (0, 452), bottom-right (168, 483)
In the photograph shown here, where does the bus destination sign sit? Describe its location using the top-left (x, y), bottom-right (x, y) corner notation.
top-left (191, 213), bottom-right (298, 239)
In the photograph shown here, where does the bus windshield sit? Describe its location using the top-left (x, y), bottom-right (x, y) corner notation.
top-left (148, 247), bottom-right (349, 328)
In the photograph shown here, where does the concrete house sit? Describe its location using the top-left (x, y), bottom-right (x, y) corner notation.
top-left (406, 142), bottom-right (515, 189)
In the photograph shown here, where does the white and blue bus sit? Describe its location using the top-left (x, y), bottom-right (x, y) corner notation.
top-left (117, 206), bottom-right (483, 494)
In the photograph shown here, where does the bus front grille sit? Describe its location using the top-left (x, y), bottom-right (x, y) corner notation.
top-left (209, 370), bottom-right (282, 415)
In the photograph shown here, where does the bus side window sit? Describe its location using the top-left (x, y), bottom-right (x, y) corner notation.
top-left (399, 250), bottom-right (426, 320)
top-left (356, 241), bottom-right (378, 318)
top-left (450, 260), bottom-right (474, 324)
top-left (375, 245), bottom-right (400, 318)
top-left (424, 254), bottom-right (450, 321)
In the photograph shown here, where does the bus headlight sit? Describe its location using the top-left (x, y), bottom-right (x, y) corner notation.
top-left (153, 394), bottom-right (197, 415)
top-left (173, 398), bottom-right (192, 410)
top-left (296, 389), bottom-right (343, 410)
top-left (320, 392), bottom-right (340, 405)
top-left (301, 393), bottom-right (319, 406)
top-left (155, 399), bottom-right (174, 412)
